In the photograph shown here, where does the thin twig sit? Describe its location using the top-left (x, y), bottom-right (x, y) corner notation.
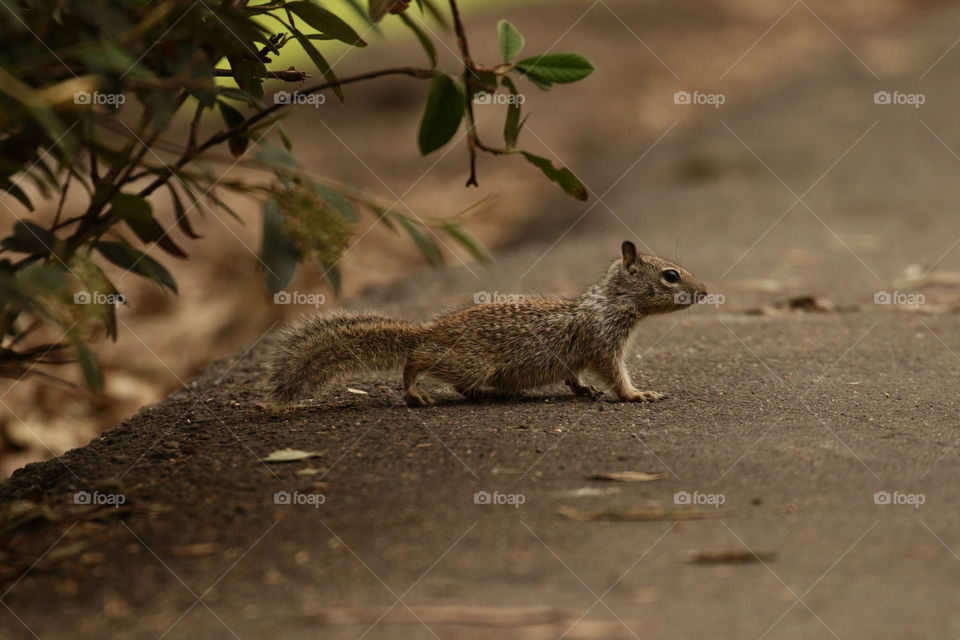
top-left (88, 144), bottom-right (99, 183)
top-left (447, 0), bottom-right (480, 187)
top-left (52, 171), bottom-right (73, 228)
top-left (213, 67), bottom-right (310, 82)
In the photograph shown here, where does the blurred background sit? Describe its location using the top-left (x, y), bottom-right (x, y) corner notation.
top-left (0, 0), bottom-right (953, 474)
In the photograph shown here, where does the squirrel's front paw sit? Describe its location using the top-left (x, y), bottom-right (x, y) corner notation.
top-left (621, 390), bottom-right (668, 403)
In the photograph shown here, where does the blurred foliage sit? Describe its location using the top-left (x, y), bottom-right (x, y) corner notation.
top-left (0, 0), bottom-right (593, 391)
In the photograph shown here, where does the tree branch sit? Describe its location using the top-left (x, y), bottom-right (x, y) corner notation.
top-left (213, 67), bottom-right (310, 82)
top-left (448, 0), bottom-right (482, 187)
top-left (135, 66), bottom-right (435, 199)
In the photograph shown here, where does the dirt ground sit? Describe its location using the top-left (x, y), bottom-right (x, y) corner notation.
top-left (4, 0), bottom-right (960, 638)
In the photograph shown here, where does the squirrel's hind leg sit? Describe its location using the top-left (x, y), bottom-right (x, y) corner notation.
top-left (565, 376), bottom-right (605, 400)
top-left (454, 384), bottom-right (487, 400)
top-left (402, 360), bottom-right (433, 408)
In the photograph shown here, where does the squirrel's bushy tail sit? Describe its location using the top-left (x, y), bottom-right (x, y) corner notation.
top-left (266, 311), bottom-right (420, 406)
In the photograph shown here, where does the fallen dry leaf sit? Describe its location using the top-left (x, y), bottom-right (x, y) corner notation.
top-left (688, 550), bottom-right (775, 565)
top-left (262, 448), bottom-right (326, 463)
top-left (557, 505), bottom-right (726, 521)
top-left (305, 605), bottom-right (643, 637)
top-left (295, 468), bottom-right (323, 476)
top-left (589, 471), bottom-right (667, 483)
top-left (565, 487), bottom-right (622, 498)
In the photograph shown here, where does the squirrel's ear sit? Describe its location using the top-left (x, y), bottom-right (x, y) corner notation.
top-left (621, 241), bottom-right (640, 274)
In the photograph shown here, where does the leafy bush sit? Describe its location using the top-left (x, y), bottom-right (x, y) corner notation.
top-left (0, 0), bottom-right (594, 389)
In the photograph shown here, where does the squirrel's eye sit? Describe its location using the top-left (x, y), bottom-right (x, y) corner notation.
top-left (662, 269), bottom-right (681, 283)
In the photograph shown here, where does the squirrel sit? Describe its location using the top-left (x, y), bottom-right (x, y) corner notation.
top-left (265, 240), bottom-right (706, 408)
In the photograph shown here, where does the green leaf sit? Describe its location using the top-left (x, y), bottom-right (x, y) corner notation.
top-left (514, 53), bottom-right (594, 84)
top-left (418, 74), bottom-right (464, 155)
top-left (111, 192), bottom-right (151, 220)
top-left (314, 185), bottom-right (357, 222)
top-left (23, 167), bottom-right (52, 200)
top-left (32, 157), bottom-right (61, 194)
top-left (95, 241), bottom-right (178, 293)
top-left (399, 13), bottom-right (436, 67)
top-left (368, 0), bottom-right (396, 22)
top-left (523, 72), bottom-right (553, 92)
top-left (1, 221), bottom-right (55, 255)
top-left (444, 224), bottom-right (490, 264)
top-left (166, 184), bottom-right (201, 240)
top-left (255, 143), bottom-right (300, 170)
top-left (16, 262), bottom-right (67, 294)
top-left (343, 0), bottom-right (376, 27)
top-left (191, 87), bottom-right (218, 109)
top-left (228, 56), bottom-right (266, 100)
top-left (141, 89), bottom-right (180, 131)
top-left (0, 178), bottom-right (34, 211)
top-left (260, 198), bottom-right (301, 292)
top-left (278, 125), bottom-right (293, 151)
top-left (397, 216), bottom-right (443, 267)
top-left (419, 0), bottom-right (448, 28)
top-left (320, 260), bottom-right (341, 296)
top-left (75, 341), bottom-right (103, 392)
top-left (292, 33), bottom-right (343, 101)
top-left (112, 193), bottom-right (187, 258)
top-left (497, 20), bottom-right (524, 62)
top-left (469, 69), bottom-right (498, 98)
top-left (501, 76), bottom-right (522, 148)
top-left (218, 87), bottom-right (260, 107)
top-left (0, 0), bottom-right (25, 31)
top-left (521, 152), bottom-right (588, 201)
top-left (81, 45), bottom-right (142, 77)
top-left (286, 2), bottom-right (367, 47)
top-left (218, 101), bottom-right (249, 156)
top-left (371, 204), bottom-right (398, 233)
